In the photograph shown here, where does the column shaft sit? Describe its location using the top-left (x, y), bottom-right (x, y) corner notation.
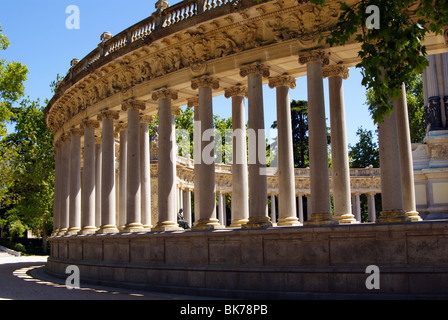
top-left (52, 143), bottom-right (62, 235)
top-left (152, 90), bottom-right (182, 231)
top-left (59, 137), bottom-right (70, 235)
top-left (225, 87), bottom-right (249, 227)
top-left (240, 64), bottom-right (272, 228)
top-left (303, 56), bottom-right (336, 225)
top-left (67, 128), bottom-right (83, 235)
top-left (367, 193), bottom-right (376, 222)
top-left (118, 125), bottom-right (127, 229)
top-left (326, 67), bottom-right (356, 223)
top-left (140, 119), bottom-right (152, 229)
top-left (269, 76), bottom-right (300, 226)
top-left (395, 83), bottom-right (421, 221)
top-left (95, 141), bottom-right (102, 228)
top-left (124, 103), bottom-right (144, 232)
top-left (377, 108), bottom-right (410, 223)
top-left (80, 122), bottom-right (98, 234)
top-left (191, 77), bottom-right (223, 230)
top-left (97, 111), bottom-right (119, 233)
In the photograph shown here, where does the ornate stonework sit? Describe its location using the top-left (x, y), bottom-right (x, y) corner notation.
top-left (268, 75), bottom-right (297, 89)
top-left (322, 64), bottom-right (349, 79)
top-left (190, 75), bottom-right (220, 90)
top-left (298, 49), bottom-right (330, 65)
top-left (239, 62), bottom-right (270, 78)
top-left (224, 85), bottom-right (248, 98)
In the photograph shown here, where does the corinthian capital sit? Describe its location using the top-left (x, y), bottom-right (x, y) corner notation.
top-left (191, 76), bottom-right (220, 90)
top-left (322, 64), bottom-right (349, 79)
top-left (224, 85), bottom-right (248, 98)
top-left (268, 75), bottom-right (296, 89)
top-left (298, 49), bottom-right (330, 66)
top-left (239, 62), bottom-right (270, 78)
top-left (97, 110), bottom-right (120, 121)
top-left (152, 88), bottom-right (179, 101)
top-left (121, 99), bottom-right (146, 111)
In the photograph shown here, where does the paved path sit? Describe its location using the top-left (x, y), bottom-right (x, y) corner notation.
top-left (0, 253), bottom-right (210, 300)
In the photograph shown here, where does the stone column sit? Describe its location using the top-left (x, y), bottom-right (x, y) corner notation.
top-left (297, 195), bottom-right (304, 223)
top-left (218, 192), bottom-right (225, 226)
top-left (116, 122), bottom-right (127, 230)
top-left (152, 89), bottom-right (182, 231)
top-left (58, 134), bottom-right (71, 235)
top-left (367, 193), bottom-right (376, 222)
top-left (52, 140), bottom-right (62, 235)
top-left (395, 83), bottom-right (421, 222)
top-left (140, 115), bottom-right (153, 229)
top-left (224, 86), bottom-right (249, 227)
top-left (299, 50), bottom-right (337, 226)
top-left (183, 189), bottom-right (192, 228)
top-left (377, 108), bottom-right (410, 223)
top-left (240, 63), bottom-right (272, 229)
top-left (323, 64), bottom-right (357, 224)
top-left (95, 138), bottom-right (102, 229)
top-left (187, 97), bottom-right (201, 224)
top-left (97, 110), bottom-right (120, 234)
top-left (122, 100), bottom-right (146, 232)
top-left (191, 76), bottom-right (224, 230)
top-left (353, 194), bottom-right (361, 222)
top-left (269, 75), bottom-right (300, 226)
top-left (79, 120), bottom-right (99, 235)
top-left (67, 127), bottom-right (83, 235)
top-left (270, 195), bottom-right (277, 224)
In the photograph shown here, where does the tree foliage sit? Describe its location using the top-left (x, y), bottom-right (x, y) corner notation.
top-left (310, 0), bottom-right (448, 123)
top-left (348, 127), bottom-right (379, 168)
top-left (0, 25), bottom-right (28, 136)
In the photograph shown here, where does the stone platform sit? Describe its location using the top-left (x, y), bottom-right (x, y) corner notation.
top-left (47, 220), bottom-right (448, 299)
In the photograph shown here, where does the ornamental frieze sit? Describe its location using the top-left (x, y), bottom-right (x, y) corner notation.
top-left (45, 0), bottom-right (347, 136)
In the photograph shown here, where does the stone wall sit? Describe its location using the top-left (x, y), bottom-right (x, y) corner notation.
top-left (47, 220), bottom-right (448, 298)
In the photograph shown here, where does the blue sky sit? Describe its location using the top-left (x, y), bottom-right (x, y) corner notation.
top-left (1, 0), bottom-right (377, 146)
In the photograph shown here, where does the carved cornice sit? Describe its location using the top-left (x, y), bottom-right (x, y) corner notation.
top-left (97, 110), bottom-right (120, 121)
top-left (152, 88), bottom-right (179, 101)
top-left (191, 75), bottom-right (220, 90)
top-left (268, 75), bottom-right (296, 89)
top-left (322, 64), bottom-right (349, 79)
top-left (224, 85), bottom-right (248, 98)
top-left (121, 100), bottom-right (146, 111)
top-left (298, 49), bottom-right (330, 66)
top-left (239, 63), bottom-right (270, 78)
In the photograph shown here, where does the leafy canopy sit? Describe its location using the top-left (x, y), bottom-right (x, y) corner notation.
top-left (310, 0), bottom-right (448, 123)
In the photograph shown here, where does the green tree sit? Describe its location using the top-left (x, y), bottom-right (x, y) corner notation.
top-left (0, 98), bottom-right (54, 253)
top-left (310, 0), bottom-right (447, 124)
top-left (365, 72), bottom-right (426, 143)
top-left (0, 25), bottom-right (28, 136)
top-left (349, 127), bottom-right (380, 168)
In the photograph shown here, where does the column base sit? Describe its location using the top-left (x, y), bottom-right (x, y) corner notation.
top-left (57, 228), bottom-right (67, 236)
top-left (96, 225), bottom-right (120, 234)
top-left (406, 211), bottom-right (422, 222)
top-left (334, 213), bottom-right (359, 224)
top-left (151, 221), bottom-right (183, 232)
top-left (191, 219), bottom-right (225, 231)
top-left (377, 210), bottom-right (411, 223)
top-left (304, 213), bottom-right (339, 226)
top-left (229, 219), bottom-right (249, 228)
top-left (241, 217), bottom-right (273, 229)
top-left (122, 223), bottom-right (145, 233)
top-left (277, 217), bottom-right (302, 227)
top-left (142, 224), bottom-right (153, 230)
top-left (65, 227), bottom-right (81, 235)
top-left (51, 230), bottom-right (60, 237)
top-left (78, 227), bottom-right (97, 235)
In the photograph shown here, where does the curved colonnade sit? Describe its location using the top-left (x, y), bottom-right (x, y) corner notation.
top-left (45, 0), bottom-right (448, 297)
